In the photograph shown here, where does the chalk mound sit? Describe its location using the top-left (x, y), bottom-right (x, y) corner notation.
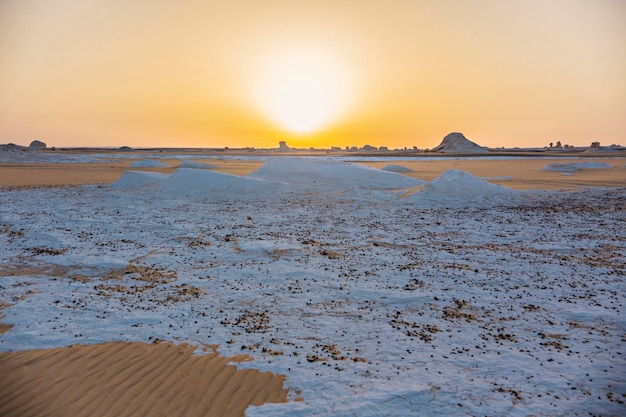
top-left (432, 132), bottom-right (487, 153)
top-left (113, 168), bottom-right (288, 199)
top-left (249, 157), bottom-right (423, 191)
top-left (381, 164), bottom-right (412, 173)
top-left (112, 171), bottom-right (170, 190)
top-left (542, 162), bottom-right (612, 172)
top-left (425, 170), bottom-right (512, 196)
top-left (158, 168), bottom-right (288, 199)
top-left (130, 159), bottom-right (169, 168)
top-left (114, 158), bottom-right (424, 201)
top-left (178, 159), bottom-right (217, 169)
top-left (403, 170), bottom-right (520, 206)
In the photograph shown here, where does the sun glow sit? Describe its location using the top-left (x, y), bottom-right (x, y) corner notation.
top-left (255, 49), bottom-right (350, 135)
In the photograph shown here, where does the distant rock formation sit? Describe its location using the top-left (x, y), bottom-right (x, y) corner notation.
top-left (584, 141), bottom-right (621, 153)
top-left (361, 145), bottom-right (376, 151)
top-left (29, 140), bottom-right (47, 150)
top-left (432, 132), bottom-right (487, 153)
top-left (118, 146), bottom-right (134, 152)
top-left (278, 141), bottom-right (291, 151)
top-left (0, 143), bottom-right (28, 152)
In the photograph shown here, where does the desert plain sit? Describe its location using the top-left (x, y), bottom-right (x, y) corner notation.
top-left (2, 152), bottom-right (626, 189)
top-left (0, 148), bottom-right (625, 416)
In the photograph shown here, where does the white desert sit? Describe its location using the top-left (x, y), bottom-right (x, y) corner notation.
top-left (3, 1), bottom-right (625, 413)
top-left (1, 144), bottom-right (625, 416)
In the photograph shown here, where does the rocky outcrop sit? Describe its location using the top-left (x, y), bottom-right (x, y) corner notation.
top-left (0, 143), bottom-right (28, 152)
top-left (29, 140), bottom-right (47, 150)
top-left (432, 132), bottom-right (487, 153)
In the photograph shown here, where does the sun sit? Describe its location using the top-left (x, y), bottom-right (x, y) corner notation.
top-left (255, 49), bottom-right (350, 135)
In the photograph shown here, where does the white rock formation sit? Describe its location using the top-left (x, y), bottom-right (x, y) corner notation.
top-left (432, 132), bottom-right (487, 153)
top-left (29, 140), bottom-right (47, 150)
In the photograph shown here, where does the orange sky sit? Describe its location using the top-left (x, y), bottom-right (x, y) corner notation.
top-left (1, 0), bottom-right (625, 149)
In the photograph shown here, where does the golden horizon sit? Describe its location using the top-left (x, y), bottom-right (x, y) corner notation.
top-left (1, 1), bottom-right (624, 149)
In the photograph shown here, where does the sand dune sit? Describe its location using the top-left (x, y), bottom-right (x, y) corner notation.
top-left (0, 341), bottom-right (288, 417)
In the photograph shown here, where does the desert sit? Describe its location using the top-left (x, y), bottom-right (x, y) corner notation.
top-left (2, 146), bottom-right (625, 190)
top-left (1, 146), bottom-right (625, 416)
top-left (3, 1), bottom-right (625, 414)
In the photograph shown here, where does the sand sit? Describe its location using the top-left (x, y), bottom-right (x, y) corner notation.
top-left (0, 159), bottom-right (265, 187)
top-left (1, 156), bottom-right (624, 189)
top-left (0, 341), bottom-right (288, 417)
top-left (1, 153), bottom-right (625, 415)
top-left (358, 157), bottom-right (626, 190)
top-left (1, 152), bottom-right (625, 415)
top-left (0, 162), bottom-right (159, 187)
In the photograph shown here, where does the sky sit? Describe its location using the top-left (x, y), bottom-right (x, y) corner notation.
top-left (1, 0), bottom-right (625, 149)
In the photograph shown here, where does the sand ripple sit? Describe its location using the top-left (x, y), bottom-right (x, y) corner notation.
top-left (0, 341), bottom-right (288, 417)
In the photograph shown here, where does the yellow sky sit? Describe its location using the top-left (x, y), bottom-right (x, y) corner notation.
top-left (1, 0), bottom-right (625, 149)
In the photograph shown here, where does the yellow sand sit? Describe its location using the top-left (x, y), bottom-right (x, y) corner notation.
top-left (358, 157), bottom-right (626, 190)
top-left (0, 159), bottom-right (264, 187)
top-left (0, 341), bottom-right (288, 417)
top-left (1, 156), bottom-right (624, 190)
